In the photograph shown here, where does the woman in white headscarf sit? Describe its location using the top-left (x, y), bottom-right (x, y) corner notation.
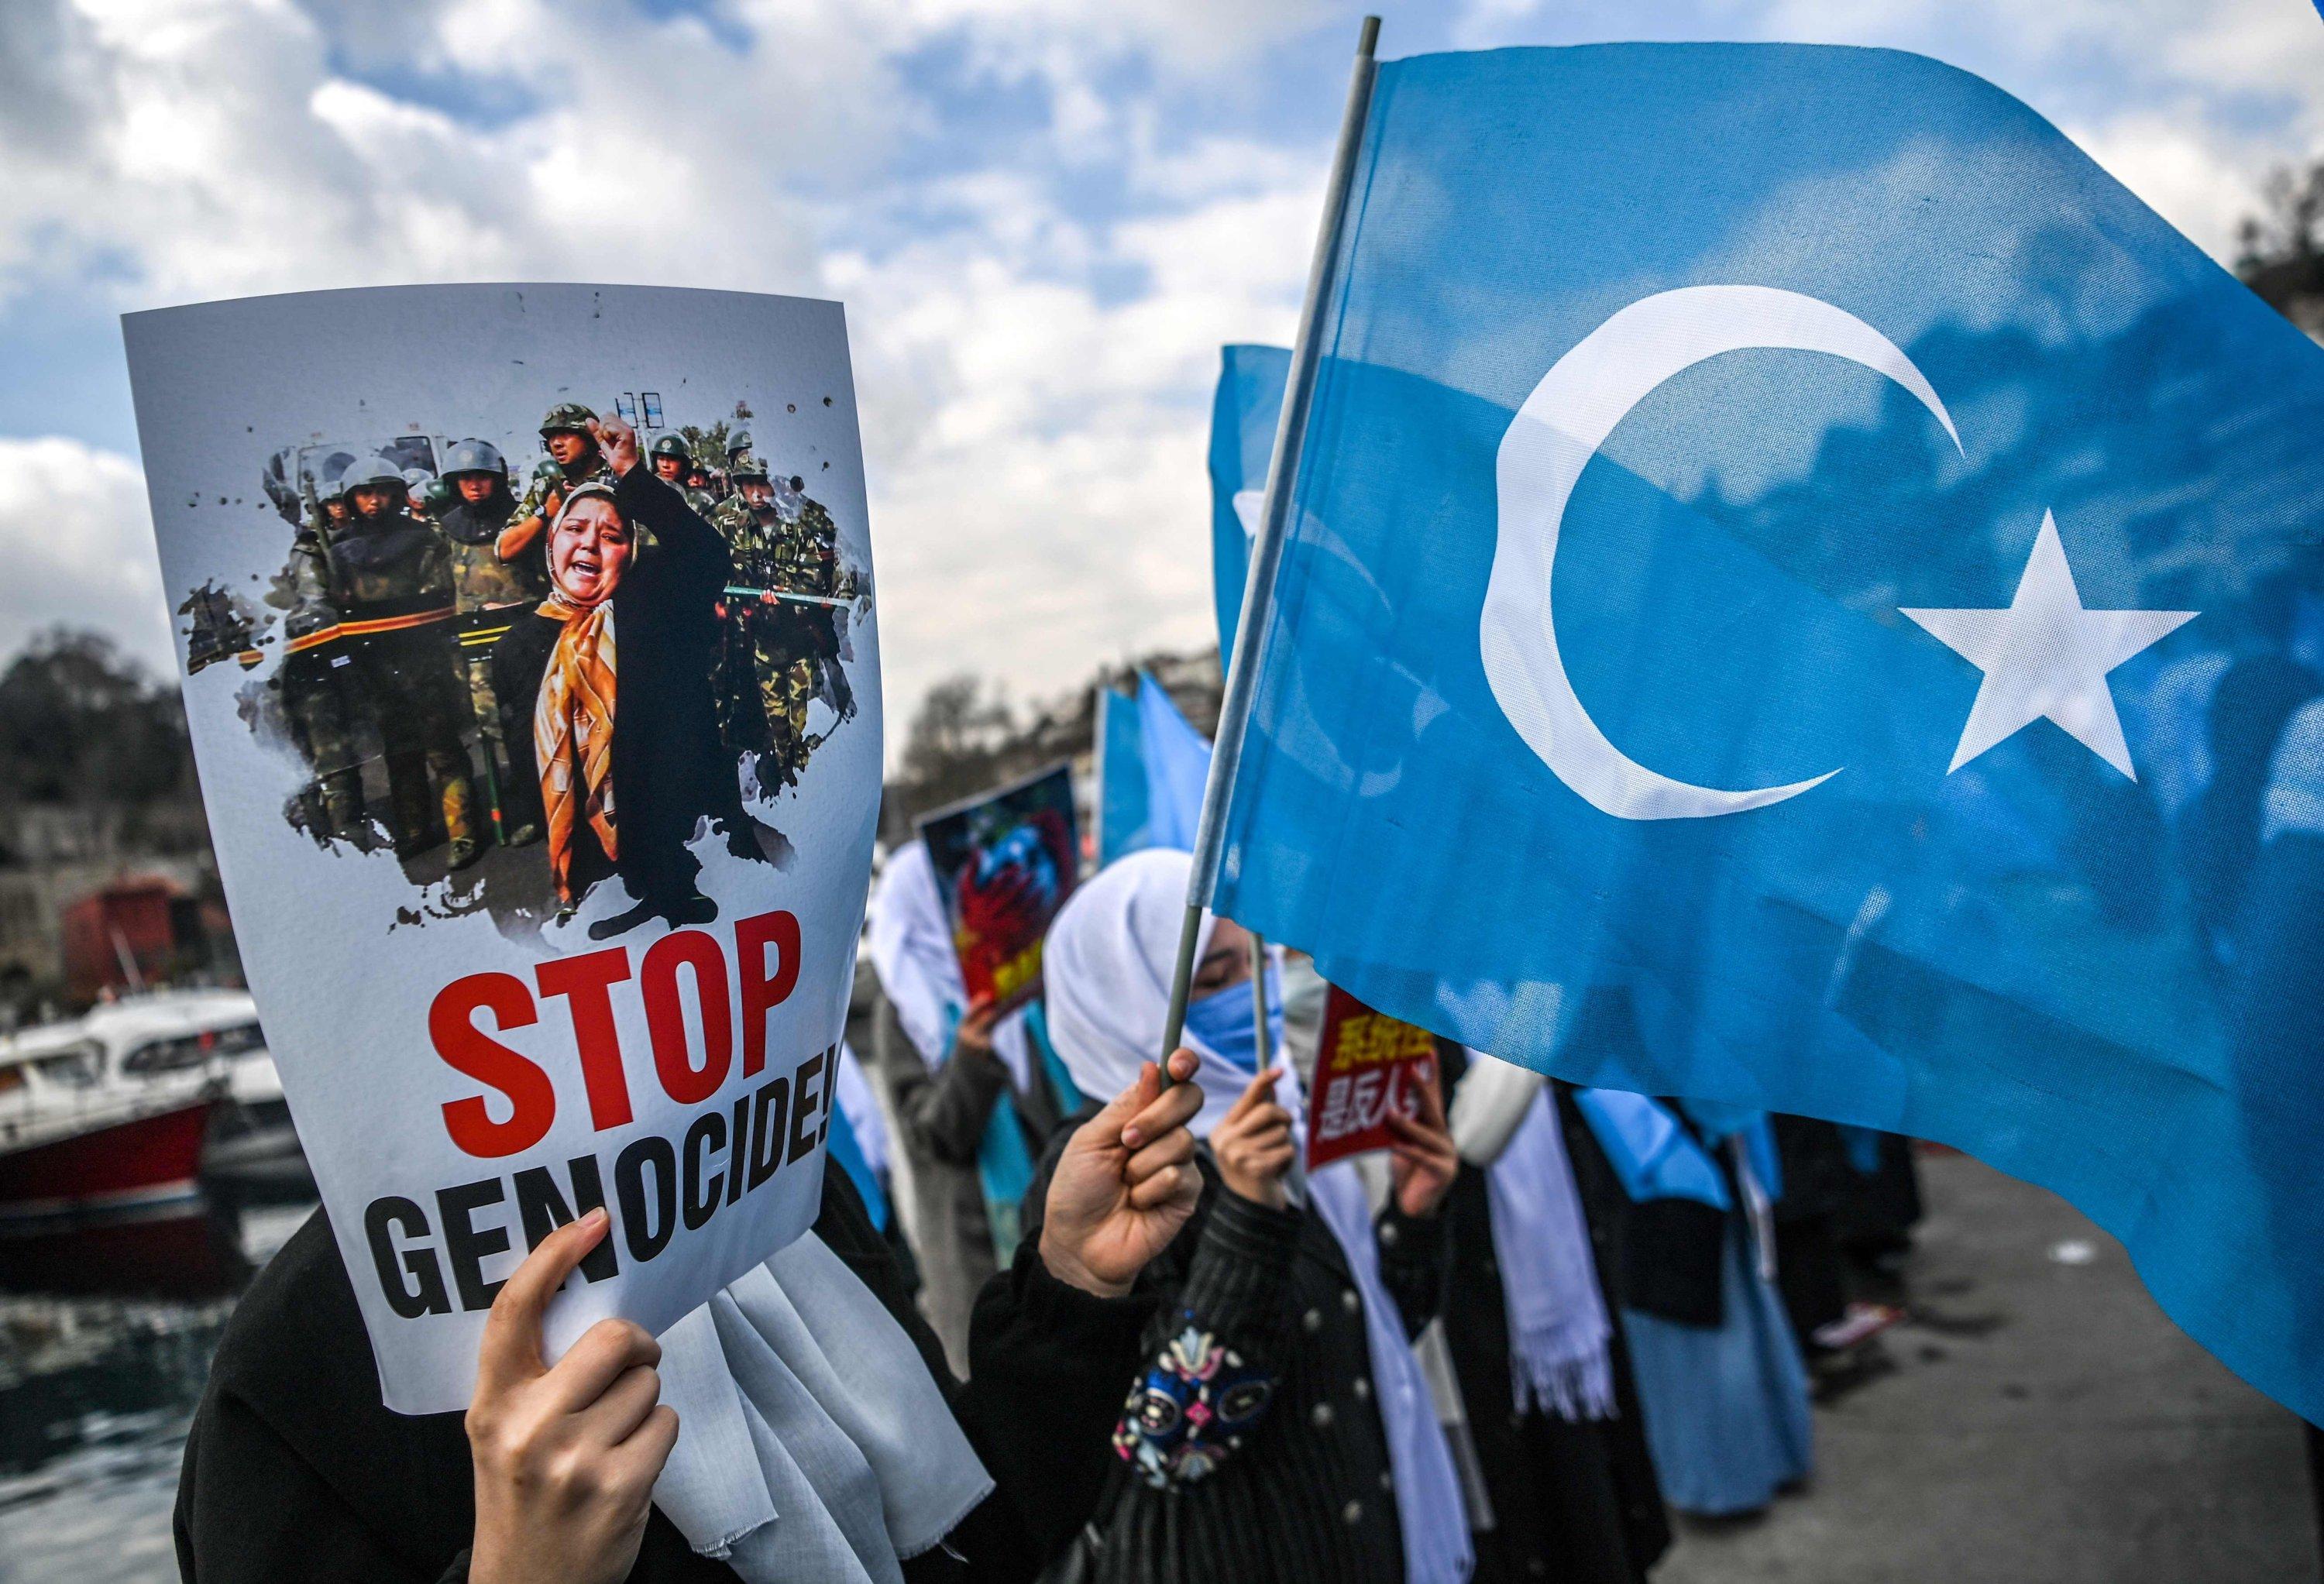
top-left (865, 840), bottom-right (1084, 1372)
top-left (1017, 849), bottom-right (1474, 1584)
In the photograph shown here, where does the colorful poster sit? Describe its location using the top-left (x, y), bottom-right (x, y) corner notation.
top-left (917, 762), bottom-right (1079, 1010)
top-left (1305, 985), bottom-right (1440, 1170)
top-left (124, 284), bottom-right (879, 1413)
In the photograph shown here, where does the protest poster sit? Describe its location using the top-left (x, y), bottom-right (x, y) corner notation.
top-left (122, 284), bottom-right (879, 1414)
top-left (1305, 985), bottom-right (1441, 1171)
top-left (916, 762), bottom-right (1079, 1011)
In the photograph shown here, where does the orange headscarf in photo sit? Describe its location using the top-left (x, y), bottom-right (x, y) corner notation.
top-left (535, 493), bottom-right (623, 902)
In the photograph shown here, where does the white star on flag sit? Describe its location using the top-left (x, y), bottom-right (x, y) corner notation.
top-left (1901, 510), bottom-right (2196, 779)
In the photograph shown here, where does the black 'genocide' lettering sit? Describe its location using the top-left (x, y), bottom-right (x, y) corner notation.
top-left (615, 1135), bottom-right (679, 1263)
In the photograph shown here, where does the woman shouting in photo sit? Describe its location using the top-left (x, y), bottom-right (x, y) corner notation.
top-left (493, 412), bottom-right (779, 939)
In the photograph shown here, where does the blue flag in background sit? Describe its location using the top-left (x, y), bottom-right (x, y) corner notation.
top-left (1098, 672), bottom-right (1213, 865)
top-left (1096, 685), bottom-right (1150, 863)
top-left (1212, 345), bottom-right (1294, 649)
top-left (1206, 44), bottom-right (2324, 1421)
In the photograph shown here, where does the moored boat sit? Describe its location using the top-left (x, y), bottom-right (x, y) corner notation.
top-left (0, 1037), bottom-right (219, 1226)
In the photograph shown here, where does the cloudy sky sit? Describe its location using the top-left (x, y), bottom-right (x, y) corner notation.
top-left (3, 0), bottom-right (2321, 734)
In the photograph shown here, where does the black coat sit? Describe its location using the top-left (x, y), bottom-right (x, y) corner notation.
top-left (493, 466), bottom-right (753, 911)
top-left (1554, 991), bottom-right (1731, 1328)
top-left (174, 1169), bottom-right (1148, 1582)
top-left (997, 1115), bottom-right (1449, 1584)
top-left (1429, 1044), bottom-right (1669, 1584)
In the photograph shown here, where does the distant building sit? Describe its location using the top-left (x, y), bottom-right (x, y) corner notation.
top-left (0, 798), bottom-right (231, 1025)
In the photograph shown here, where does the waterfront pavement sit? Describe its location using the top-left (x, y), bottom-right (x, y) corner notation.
top-left (1661, 1149), bottom-right (2321, 1584)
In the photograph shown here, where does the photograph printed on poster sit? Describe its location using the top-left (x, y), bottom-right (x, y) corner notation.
top-left (177, 322), bottom-right (869, 942)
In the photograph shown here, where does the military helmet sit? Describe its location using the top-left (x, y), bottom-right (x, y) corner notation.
top-left (727, 448), bottom-right (770, 483)
top-left (539, 402), bottom-right (597, 438)
top-left (650, 434), bottom-right (692, 463)
top-left (423, 477), bottom-right (459, 514)
top-left (339, 454), bottom-right (407, 495)
top-left (726, 427), bottom-right (752, 456)
top-left (442, 438), bottom-right (507, 479)
top-left (401, 466), bottom-right (435, 491)
top-left (532, 456), bottom-right (566, 485)
top-left (315, 460), bottom-right (350, 503)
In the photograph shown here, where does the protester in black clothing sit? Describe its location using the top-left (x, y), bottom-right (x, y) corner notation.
top-left (175, 1048), bottom-right (1213, 1583)
top-left (328, 452), bottom-right (480, 869)
top-left (491, 413), bottom-right (773, 939)
top-left (1021, 850), bottom-right (1472, 1584)
top-left (1431, 1043), bottom-right (1669, 1584)
top-left (1769, 1113), bottom-right (1855, 1356)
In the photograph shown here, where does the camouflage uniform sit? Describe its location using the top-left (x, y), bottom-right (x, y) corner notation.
top-left (515, 404), bottom-right (614, 530)
top-left (438, 438), bottom-right (547, 847)
top-left (710, 460), bottom-right (779, 762)
top-left (712, 455), bottom-right (861, 787)
top-left (329, 455), bottom-right (480, 868)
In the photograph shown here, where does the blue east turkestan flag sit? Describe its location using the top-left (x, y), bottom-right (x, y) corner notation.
top-left (1098, 672), bottom-right (1214, 865)
top-left (1205, 43), bottom-right (2324, 1422)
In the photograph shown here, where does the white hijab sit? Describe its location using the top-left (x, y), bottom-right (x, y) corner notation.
top-left (651, 1230), bottom-right (992, 1583)
top-left (866, 839), bottom-right (1035, 1088)
top-left (1043, 850), bottom-right (1473, 1584)
top-left (1452, 1054), bottom-right (1615, 1421)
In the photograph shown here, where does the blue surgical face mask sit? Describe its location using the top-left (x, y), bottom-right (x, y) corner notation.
top-left (1181, 968), bottom-right (1284, 1073)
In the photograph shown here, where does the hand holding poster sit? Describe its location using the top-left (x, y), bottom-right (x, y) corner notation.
top-left (1305, 985), bottom-right (1442, 1170)
top-left (916, 762), bottom-right (1079, 1011)
top-left (125, 284), bottom-right (879, 1413)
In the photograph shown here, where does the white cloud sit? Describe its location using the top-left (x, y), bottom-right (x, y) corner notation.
top-left (0, 0), bottom-right (1332, 729)
top-left (2066, 110), bottom-right (2271, 260)
top-left (10, 0), bottom-right (2324, 734)
top-left (0, 438), bottom-right (172, 675)
top-left (830, 156), bottom-right (1315, 722)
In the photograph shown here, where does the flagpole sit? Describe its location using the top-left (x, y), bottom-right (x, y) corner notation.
top-left (1250, 932), bottom-right (1274, 1069)
top-left (1161, 14), bottom-right (1380, 1062)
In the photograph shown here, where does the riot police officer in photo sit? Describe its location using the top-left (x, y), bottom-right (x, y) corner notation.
top-left (307, 459), bottom-right (354, 541)
top-left (331, 453), bottom-right (483, 871)
top-left (269, 497), bottom-right (369, 847)
top-left (438, 438), bottom-right (548, 848)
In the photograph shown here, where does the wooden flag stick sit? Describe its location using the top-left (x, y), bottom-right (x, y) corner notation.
top-left (1161, 15), bottom-right (1381, 1066)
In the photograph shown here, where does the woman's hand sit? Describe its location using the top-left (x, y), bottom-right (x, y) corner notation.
top-left (1387, 1072), bottom-right (1460, 1219)
top-left (1211, 1067), bottom-right (1297, 1211)
top-left (590, 414), bottom-right (640, 478)
top-left (950, 998), bottom-right (1003, 1070)
top-left (1038, 1047), bottom-right (1205, 1297)
top-left (466, 1209), bottom-right (679, 1584)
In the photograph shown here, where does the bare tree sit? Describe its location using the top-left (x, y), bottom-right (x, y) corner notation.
top-left (891, 673), bottom-right (1019, 826)
top-left (2237, 163), bottom-right (2324, 278)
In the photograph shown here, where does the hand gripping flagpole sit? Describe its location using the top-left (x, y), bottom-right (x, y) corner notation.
top-left (1160, 15), bottom-right (1380, 1065)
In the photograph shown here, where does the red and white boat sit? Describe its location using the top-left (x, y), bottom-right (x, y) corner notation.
top-left (0, 1040), bottom-right (215, 1225)
top-left (0, 990), bottom-right (294, 1226)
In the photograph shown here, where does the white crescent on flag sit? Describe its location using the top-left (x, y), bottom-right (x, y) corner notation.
top-left (1480, 284), bottom-right (1963, 820)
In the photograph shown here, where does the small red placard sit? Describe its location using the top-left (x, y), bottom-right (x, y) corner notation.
top-left (1305, 986), bottom-right (1439, 1170)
